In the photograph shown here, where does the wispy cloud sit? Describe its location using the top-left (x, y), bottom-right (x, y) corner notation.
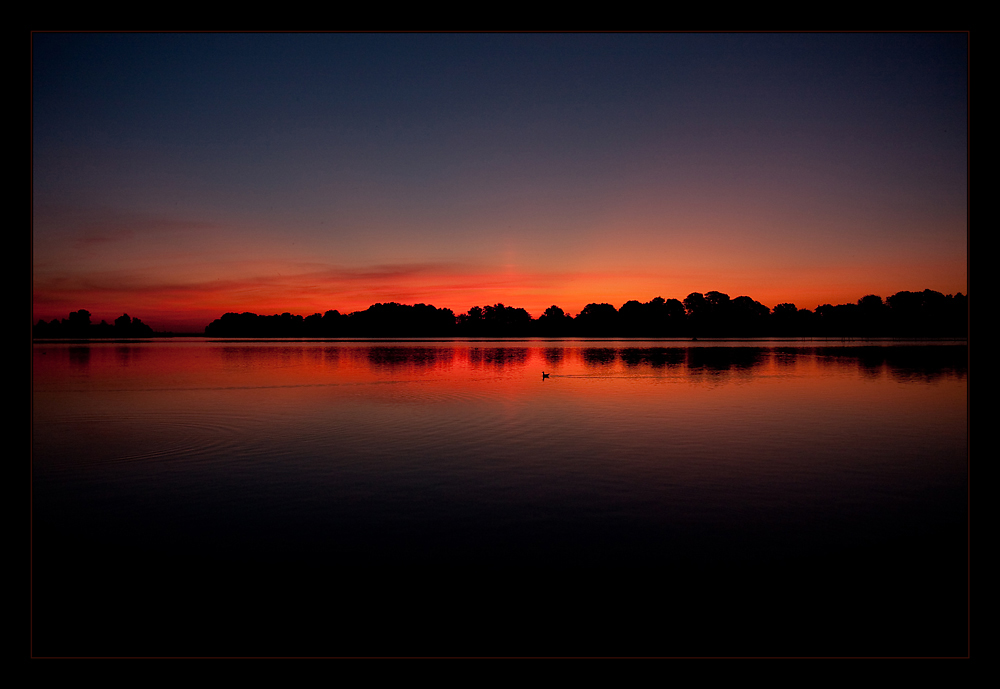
top-left (34, 204), bottom-right (223, 247)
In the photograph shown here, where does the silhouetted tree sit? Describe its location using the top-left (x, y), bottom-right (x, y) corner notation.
top-left (480, 303), bottom-right (532, 336)
top-left (705, 291), bottom-right (731, 310)
top-left (536, 305), bottom-right (574, 337)
top-left (33, 309), bottom-right (153, 338)
top-left (683, 293), bottom-right (709, 336)
top-left (815, 302), bottom-right (860, 337)
top-left (886, 289), bottom-right (966, 337)
top-left (729, 296), bottom-right (770, 336)
top-left (347, 302), bottom-right (456, 337)
top-left (856, 295), bottom-right (887, 338)
top-left (771, 303), bottom-right (798, 337)
top-left (659, 298), bottom-right (688, 336)
top-left (95, 320), bottom-right (113, 337)
top-left (456, 306), bottom-right (485, 336)
top-left (62, 309), bottom-right (92, 337)
top-left (322, 309), bottom-right (343, 336)
top-left (575, 303), bottom-right (619, 337)
top-left (618, 300), bottom-right (647, 336)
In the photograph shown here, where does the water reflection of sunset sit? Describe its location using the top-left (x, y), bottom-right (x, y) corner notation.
top-left (34, 342), bottom-right (967, 480)
top-left (33, 340), bottom-right (967, 655)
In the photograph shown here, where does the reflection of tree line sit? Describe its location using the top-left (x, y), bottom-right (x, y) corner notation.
top-left (578, 347), bottom-right (770, 371)
top-left (368, 344), bottom-right (966, 380)
top-left (202, 289), bottom-right (966, 338)
top-left (813, 345), bottom-right (968, 380)
top-left (56, 339), bottom-right (966, 380)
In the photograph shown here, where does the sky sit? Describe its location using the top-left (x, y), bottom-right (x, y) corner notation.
top-left (32, 33), bottom-right (968, 332)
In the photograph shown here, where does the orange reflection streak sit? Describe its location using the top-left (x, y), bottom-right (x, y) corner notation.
top-left (33, 341), bottom-right (966, 510)
top-left (33, 341), bottom-right (967, 420)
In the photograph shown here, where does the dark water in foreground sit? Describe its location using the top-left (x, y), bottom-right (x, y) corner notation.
top-left (32, 340), bottom-right (968, 656)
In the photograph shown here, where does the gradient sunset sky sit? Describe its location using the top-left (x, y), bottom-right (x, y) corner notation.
top-left (32, 33), bottom-right (968, 332)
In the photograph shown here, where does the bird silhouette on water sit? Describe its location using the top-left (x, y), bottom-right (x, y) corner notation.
top-left (542, 371), bottom-right (550, 380)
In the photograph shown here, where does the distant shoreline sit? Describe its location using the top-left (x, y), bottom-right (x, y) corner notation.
top-left (34, 289), bottom-right (969, 340)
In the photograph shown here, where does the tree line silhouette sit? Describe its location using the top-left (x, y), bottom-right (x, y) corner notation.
top-left (33, 310), bottom-right (155, 338)
top-left (33, 289), bottom-right (967, 339)
top-left (198, 289), bottom-right (967, 338)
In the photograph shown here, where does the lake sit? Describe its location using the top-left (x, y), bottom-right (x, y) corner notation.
top-left (32, 339), bottom-right (968, 657)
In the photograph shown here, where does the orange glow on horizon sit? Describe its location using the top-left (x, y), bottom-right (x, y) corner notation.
top-left (32, 256), bottom-right (969, 333)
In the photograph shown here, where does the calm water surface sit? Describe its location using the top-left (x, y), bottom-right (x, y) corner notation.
top-left (32, 339), bottom-right (968, 656)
